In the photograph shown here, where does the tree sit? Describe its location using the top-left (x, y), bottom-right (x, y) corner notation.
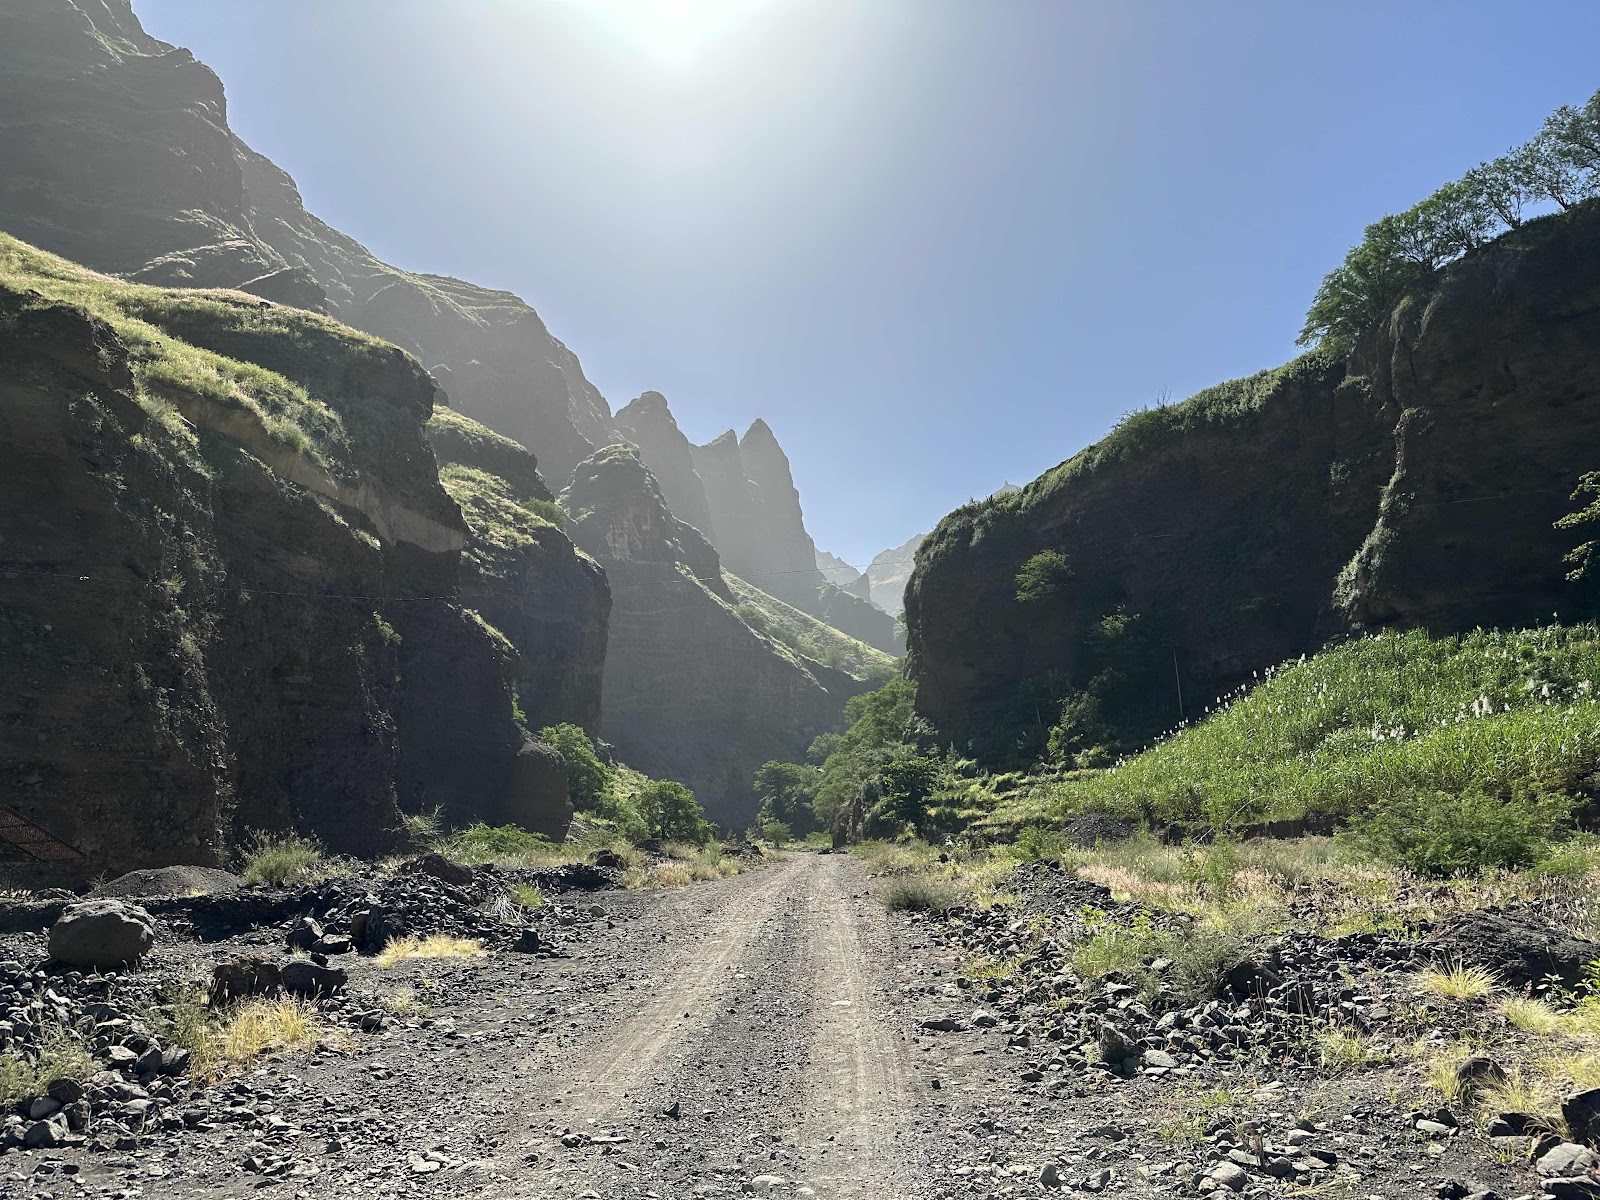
top-left (1415, 179), bottom-right (1496, 260)
top-left (1298, 215), bottom-right (1431, 352)
top-left (874, 755), bottom-right (944, 833)
top-left (752, 760), bottom-right (821, 836)
top-left (1015, 549), bottom-right (1071, 603)
top-left (538, 723), bottom-right (612, 812)
top-left (636, 780), bottom-right (712, 844)
top-left (1544, 90), bottom-right (1600, 174)
top-left (1521, 127), bottom-right (1597, 211)
top-left (1557, 472), bottom-right (1600, 581)
top-left (1465, 156), bottom-right (1539, 229)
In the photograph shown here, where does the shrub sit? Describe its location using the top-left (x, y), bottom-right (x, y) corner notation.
top-left (1345, 786), bottom-right (1571, 877)
top-left (883, 876), bottom-right (968, 914)
top-left (1012, 824), bottom-right (1070, 862)
top-left (435, 822), bottom-right (558, 866)
top-left (636, 780), bottom-right (712, 845)
top-left (0, 1027), bottom-right (93, 1108)
top-left (538, 723), bottom-right (613, 813)
top-left (748, 817), bottom-right (792, 845)
top-left (239, 831), bottom-right (325, 887)
top-left (1015, 549), bottom-right (1071, 603)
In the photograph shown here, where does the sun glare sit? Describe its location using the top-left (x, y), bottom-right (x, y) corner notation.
top-left (579, 0), bottom-right (764, 69)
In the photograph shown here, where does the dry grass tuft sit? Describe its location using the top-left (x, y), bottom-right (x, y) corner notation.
top-left (376, 934), bottom-right (487, 967)
top-left (1417, 961), bottom-right (1499, 1002)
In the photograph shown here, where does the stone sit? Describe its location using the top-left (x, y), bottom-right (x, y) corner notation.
top-left (209, 955), bottom-right (282, 1005)
top-left (27, 1096), bottom-right (61, 1120)
top-left (512, 928), bottom-right (546, 954)
top-left (399, 853), bottom-right (475, 888)
top-left (1097, 1022), bottom-right (1139, 1066)
top-left (281, 960), bottom-right (347, 997)
top-left (1537, 1142), bottom-right (1600, 1177)
top-left (1562, 1088), bottom-right (1600, 1147)
top-left (1432, 911), bottom-right (1600, 991)
top-left (1205, 1161), bottom-right (1248, 1191)
top-left (286, 917), bottom-right (324, 951)
top-left (47, 901), bottom-right (155, 968)
top-left (1039, 1163), bottom-right (1063, 1188)
top-left (1544, 1180), bottom-right (1600, 1200)
top-left (590, 847), bottom-right (626, 871)
top-left (1142, 1048), bottom-right (1180, 1070)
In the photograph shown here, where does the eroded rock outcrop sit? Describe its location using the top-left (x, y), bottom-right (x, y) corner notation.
top-left (426, 406), bottom-right (610, 737)
top-left (563, 446), bottom-right (854, 826)
top-left (0, 236), bottom-right (575, 872)
top-left (907, 202), bottom-right (1600, 762)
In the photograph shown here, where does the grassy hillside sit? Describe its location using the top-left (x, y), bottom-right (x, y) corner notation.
top-left (725, 573), bottom-right (897, 683)
top-left (1033, 625), bottom-right (1600, 834)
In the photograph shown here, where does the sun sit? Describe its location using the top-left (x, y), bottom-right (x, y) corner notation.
top-left (578, 0), bottom-right (762, 70)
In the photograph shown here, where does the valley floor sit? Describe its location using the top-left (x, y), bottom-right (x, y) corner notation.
top-left (11, 852), bottom-right (1548, 1199)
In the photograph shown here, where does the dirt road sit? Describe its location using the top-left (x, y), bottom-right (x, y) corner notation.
top-left (35, 853), bottom-right (950, 1200)
top-left (505, 851), bottom-right (929, 1198)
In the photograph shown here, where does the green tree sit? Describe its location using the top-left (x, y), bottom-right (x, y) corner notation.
top-left (874, 755), bottom-right (944, 833)
top-left (1015, 549), bottom-right (1071, 603)
top-left (1298, 215), bottom-right (1431, 352)
top-left (1557, 472), bottom-right (1600, 581)
top-left (538, 723), bottom-right (612, 812)
top-left (1465, 155), bottom-right (1539, 229)
top-left (752, 760), bottom-right (821, 836)
top-left (636, 780), bottom-right (712, 844)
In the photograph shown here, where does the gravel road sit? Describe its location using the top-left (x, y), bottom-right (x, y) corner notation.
top-left (20, 853), bottom-right (947, 1200)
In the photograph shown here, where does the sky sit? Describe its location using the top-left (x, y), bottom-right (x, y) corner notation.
top-left (138, 0), bottom-right (1600, 568)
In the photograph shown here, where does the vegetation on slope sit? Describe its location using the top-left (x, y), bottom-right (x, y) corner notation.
top-left (725, 573), bottom-right (897, 683)
top-left (1037, 626), bottom-right (1600, 843)
top-left (0, 234), bottom-right (382, 473)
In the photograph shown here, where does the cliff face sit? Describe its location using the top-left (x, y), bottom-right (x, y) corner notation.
top-left (907, 202), bottom-right (1600, 763)
top-left (691, 422), bottom-right (903, 654)
top-left (0, 0), bottom-right (613, 485)
top-left (426, 407), bottom-right (611, 738)
top-left (562, 446), bottom-right (857, 826)
top-left (867, 535), bottom-right (925, 616)
top-left (0, 235), bottom-right (573, 871)
top-left (613, 391), bottom-right (717, 540)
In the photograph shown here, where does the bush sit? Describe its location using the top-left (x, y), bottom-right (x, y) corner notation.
top-left (436, 822), bottom-right (557, 865)
top-left (883, 876), bottom-right (968, 914)
top-left (1343, 787), bottom-right (1571, 877)
top-left (1015, 549), bottom-right (1071, 603)
top-left (636, 780), bottom-right (712, 845)
top-left (538, 723), bottom-right (613, 812)
top-left (239, 832), bottom-right (325, 887)
top-left (748, 817), bottom-right (792, 845)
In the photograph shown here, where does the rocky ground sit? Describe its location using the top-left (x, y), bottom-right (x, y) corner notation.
top-left (0, 851), bottom-right (1596, 1198)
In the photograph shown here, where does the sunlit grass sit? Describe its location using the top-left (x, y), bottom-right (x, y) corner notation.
top-left (376, 934), bottom-right (487, 966)
top-left (1042, 626), bottom-right (1600, 835)
top-left (1418, 961), bottom-right (1499, 1002)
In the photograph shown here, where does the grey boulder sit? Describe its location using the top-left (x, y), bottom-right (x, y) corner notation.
top-left (47, 900), bottom-right (155, 969)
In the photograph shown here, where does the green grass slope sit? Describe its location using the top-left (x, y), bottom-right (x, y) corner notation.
top-left (1036, 625), bottom-right (1600, 832)
top-left (725, 573), bottom-right (897, 684)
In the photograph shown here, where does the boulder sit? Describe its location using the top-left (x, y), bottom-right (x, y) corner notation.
top-left (398, 853), bottom-right (475, 889)
top-left (281, 959), bottom-right (347, 997)
top-left (47, 900), bottom-right (154, 969)
top-left (209, 954), bottom-right (282, 1005)
top-left (1431, 909), bottom-right (1600, 990)
top-left (1562, 1088), bottom-right (1600, 1148)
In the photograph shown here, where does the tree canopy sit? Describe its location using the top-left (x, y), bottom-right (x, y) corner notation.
top-left (1301, 88), bottom-right (1600, 354)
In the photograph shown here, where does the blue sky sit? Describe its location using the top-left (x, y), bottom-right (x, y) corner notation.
top-left (139, 0), bottom-right (1600, 567)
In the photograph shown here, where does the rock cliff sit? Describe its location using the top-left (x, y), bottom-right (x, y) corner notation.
top-left (865, 535), bottom-right (925, 617)
top-left (0, 0), bottom-right (612, 485)
top-left (562, 446), bottom-right (872, 826)
top-left (907, 201), bottom-right (1600, 764)
top-left (613, 391), bottom-right (717, 540)
top-left (0, 235), bottom-right (574, 871)
top-left (425, 407), bottom-right (610, 738)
